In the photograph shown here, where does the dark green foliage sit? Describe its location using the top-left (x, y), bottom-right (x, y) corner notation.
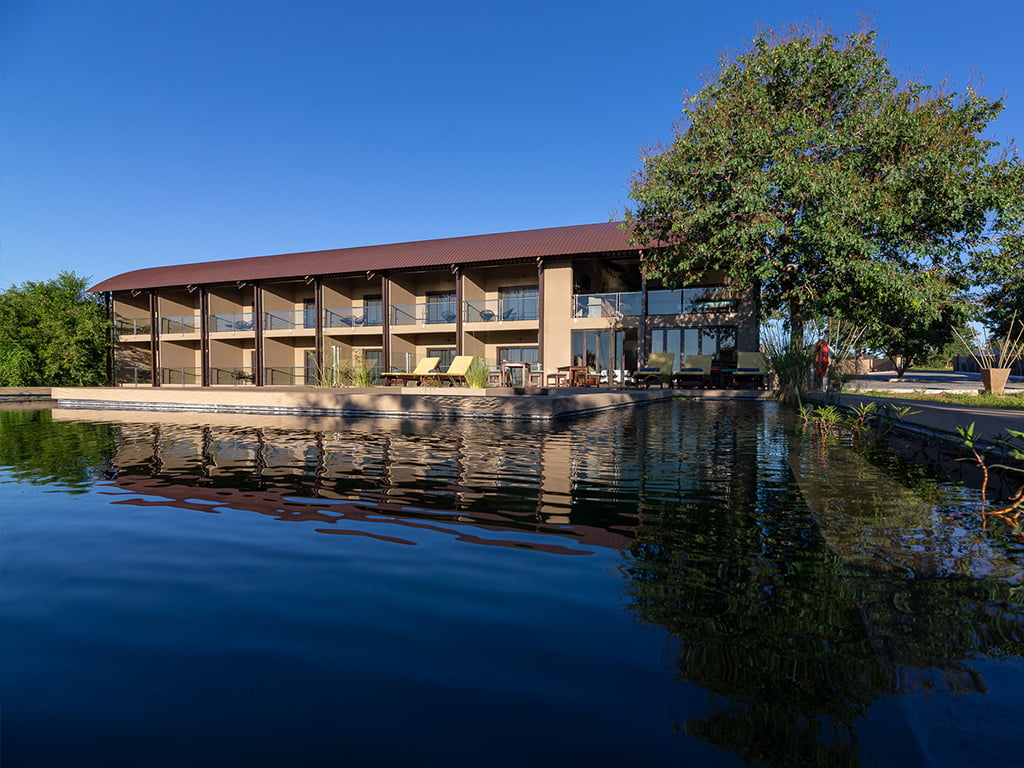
top-left (0, 272), bottom-right (109, 386)
top-left (625, 21), bottom-right (1023, 346)
top-left (0, 409), bottom-right (116, 492)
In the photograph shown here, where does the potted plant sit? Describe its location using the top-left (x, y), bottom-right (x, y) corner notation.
top-left (955, 313), bottom-right (1024, 395)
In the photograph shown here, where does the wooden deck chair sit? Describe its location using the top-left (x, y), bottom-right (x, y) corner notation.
top-left (635, 352), bottom-right (674, 388)
top-left (381, 356), bottom-right (441, 386)
top-left (673, 354), bottom-right (712, 389)
top-left (429, 355), bottom-right (476, 386)
top-left (731, 351), bottom-right (767, 389)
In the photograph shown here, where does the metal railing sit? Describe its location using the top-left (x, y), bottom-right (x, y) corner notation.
top-left (391, 302), bottom-right (458, 326)
top-left (114, 317), bottom-right (152, 337)
top-left (464, 298), bottom-right (538, 323)
top-left (159, 367), bottom-right (201, 385)
top-left (209, 312), bottom-right (255, 332)
top-left (211, 367), bottom-right (256, 385)
top-left (324, 306), bottom-right (383, 328)
top-left (264, 309), bottom-right (317, 330)
top-left (573, 292), bottom-right (642, 318)
top-left (115, 366), bottom-right (153, 385)
top-left (160, 314), bottom-right (200, 334)
top-left (263, 366), bottom-right (317, 385)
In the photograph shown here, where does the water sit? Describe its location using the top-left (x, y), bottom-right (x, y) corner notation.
top-left (1, 402), bottom-right (1022, 767)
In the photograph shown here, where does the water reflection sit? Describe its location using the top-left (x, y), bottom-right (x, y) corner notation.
top-left (2, 404), bottom-right (1022, 766)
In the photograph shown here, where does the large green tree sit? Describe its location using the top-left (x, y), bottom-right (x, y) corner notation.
top-left (0, 272), bottom-right (109, 386)
top-left (858, 266), bottom-right (971, 377)
top-left (624, 21), bottom-right (1023, 346)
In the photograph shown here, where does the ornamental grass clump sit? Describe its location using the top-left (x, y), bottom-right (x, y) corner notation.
top-left (464, 357), bottom-right (490, 388)
top-left (954, 312), bottom-right (1024, 371)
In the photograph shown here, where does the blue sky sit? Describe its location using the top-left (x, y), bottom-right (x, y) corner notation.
top-left (3, 0), bottom-right (1022, 288)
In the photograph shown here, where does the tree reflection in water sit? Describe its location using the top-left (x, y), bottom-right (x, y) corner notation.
top-left (622, 411), bottom-right (1023, 767)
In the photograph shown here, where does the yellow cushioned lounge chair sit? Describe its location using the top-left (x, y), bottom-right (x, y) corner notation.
top-left (381, 356), bottom-right (441, 386)
top-left (731, 351), bottom-right (767, 389)
top-left (673, 354), bottom-right (712, 389)
top-left (635, 352), bottom-right (674, 389)
top-left (426, 355), bottom-right (476, 386)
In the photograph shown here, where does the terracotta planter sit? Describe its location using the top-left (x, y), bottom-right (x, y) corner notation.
top-left (980, 367), bottom-right (1011, 395)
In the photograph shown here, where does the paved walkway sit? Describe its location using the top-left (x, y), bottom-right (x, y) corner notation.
top-left (811, 370), bottom-right (1023, 453)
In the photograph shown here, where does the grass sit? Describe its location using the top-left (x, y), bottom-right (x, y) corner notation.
top-left (849, 389), bottom-right (1024, 411)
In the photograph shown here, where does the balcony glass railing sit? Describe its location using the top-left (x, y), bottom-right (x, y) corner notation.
top-left (264, 309), bottom-right (317, 330)
top-left (573, 292), bottom-right (642, 318)
top-left (160, 314), bottom-right (200, 334)
top-left (573, 288), bottom-right (740, 318)
top-left (391, 302), bottom-right (458, 326)
top-left (263, 366), bottom-right (317, 386)
top-left (464, 298), bottom-right (538, 323)
top-left (114, 317), bottom-right (152, 336)
top-left (211, 367), bottom-right (256, 385)
top-left (324, 306), bottom-right (383, 328)
top-left (209, 312), bottom-right (255, 332)
top-left (159, 367), bottom-right (201, 385)
top-left (116, 366), bottom-right (153, 385)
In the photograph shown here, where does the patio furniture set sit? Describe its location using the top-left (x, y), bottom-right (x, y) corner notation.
top-left (380, 352), bottom-right (768, 390)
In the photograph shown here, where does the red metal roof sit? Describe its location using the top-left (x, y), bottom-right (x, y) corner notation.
top-left (90, 222), bottom-right (636, 292)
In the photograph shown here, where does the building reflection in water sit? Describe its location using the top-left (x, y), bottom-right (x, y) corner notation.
top-left (56, 408), bottom-right (639, 555)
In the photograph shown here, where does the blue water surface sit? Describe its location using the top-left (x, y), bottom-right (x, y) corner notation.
top-left (1, 402), bottom-right (1022, 767)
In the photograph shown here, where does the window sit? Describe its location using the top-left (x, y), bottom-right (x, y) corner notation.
top-left (497, 347), bottom-right (539, 365)
top-left (426, 292), bottom-right (457, 324)
top-left (571, 330), bottom-right (637, 380)
top-left (649, 326), bottom-right (736, 364)
top-left (362, 295), bottom-right (382, 326)
top-left (498, 286), bottom-right (538, 321)
top-left (303, 299), bottom-right (316, 329)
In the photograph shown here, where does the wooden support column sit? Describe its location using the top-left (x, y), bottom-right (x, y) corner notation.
top-left (253, 283), bottom-right (264, 386)
top-left (199, 287), bottom-right (209, 387)
top-left (314, 277), bottom-right (324, 377)
top-left (454, 265), bottom-right (463, 355)
top-left (536, 258), bottom-right (544, 371)
top-left (149, 290), bottom-right (160, 387)
top-left (639, 273), bottom-right (649, 366)
top-left (104, 292), bottom-right (114, 386)
top-left (381, 274), bottom-right (391, 370)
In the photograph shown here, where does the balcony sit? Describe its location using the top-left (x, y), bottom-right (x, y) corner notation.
top-left (324, 306), bottom-right (383, 328)
top-left (573, 288), bottom-right (740, 318)
top-left (464, 298), bottom-right (538, 323)
top-left (114, 317), bottom-right (152, 337)
top-left (159, 366), bottom-right (201, 385)
top-left (210, 367), bottom-right (256, 385)
top-left (209, 312), bottom-right (255, 333)
top-left (391, 302), bottom-right (458, 326)
top-left (160, 314), bottom-right (200, 334)
top-left (264, 309), bottom-right (316, 331)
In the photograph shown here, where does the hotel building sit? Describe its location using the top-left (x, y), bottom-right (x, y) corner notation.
top-left (91, 222), bottom-right (758, 386)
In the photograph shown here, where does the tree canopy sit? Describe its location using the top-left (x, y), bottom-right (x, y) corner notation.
top-left (624, 21), bottom-right (1023, 346)
top-left (0, 272), bottom-right (109, 386)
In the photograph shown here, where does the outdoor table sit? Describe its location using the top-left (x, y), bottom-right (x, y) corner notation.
top-left (500, 361), bottom-right (530, 387)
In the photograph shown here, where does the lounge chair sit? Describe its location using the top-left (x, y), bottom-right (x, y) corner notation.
top-left (380, 356), bottom-right (441, 386)
top-left (426, 355), bottom-right (476, 386)
top-left (635, 352), bottom-right (674, 388)
top-left (673, 354), bottom-right (712, 389)
top-left (731, 351), bottom-right (767, 389)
